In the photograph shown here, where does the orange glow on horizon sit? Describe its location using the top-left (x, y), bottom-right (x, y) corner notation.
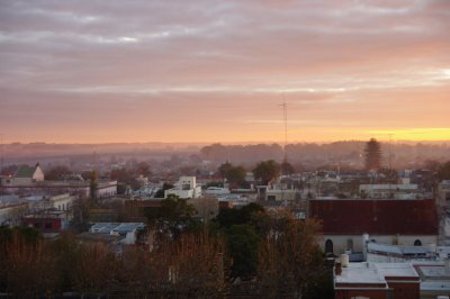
top-left (7, 127), bottom-right (449, 145)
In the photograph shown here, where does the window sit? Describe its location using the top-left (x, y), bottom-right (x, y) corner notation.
top-left (325, 239), bottom-right (334, 254)
top-left (414, 239), bottom-right (422, 246)
top-left (45, 222), bottom-right (52, 229)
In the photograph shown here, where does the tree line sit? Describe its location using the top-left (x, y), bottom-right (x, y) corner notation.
top-left (1, 200), bottom-right (333, 298)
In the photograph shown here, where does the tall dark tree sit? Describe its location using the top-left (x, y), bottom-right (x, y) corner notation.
top-left (253, 160), bottom-right (280, 185)
top-left (45, 165), bottom-right (71, 181)
top-left (280, 161), bottom-right (295, 175)
top-left (89, 170), bottom-right (98, 201)
top-left (438, 161), bottom-right (450, 181)
top-left (364, 138), bottom-right (382, 171)
top-left (218, 162), bottom-right (246, 188)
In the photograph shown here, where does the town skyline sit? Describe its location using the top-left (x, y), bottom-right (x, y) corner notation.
top-left (1, 0), bottom-right (449, 143)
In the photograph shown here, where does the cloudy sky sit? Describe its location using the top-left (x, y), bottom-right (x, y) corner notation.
top-left (1, 0), bottom-right (449, 143)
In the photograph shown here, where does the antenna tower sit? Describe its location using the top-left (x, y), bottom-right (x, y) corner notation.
top-left (280, 100), bottom-right (288, 163)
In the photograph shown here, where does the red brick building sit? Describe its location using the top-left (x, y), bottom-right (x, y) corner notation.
top-left (309, 199), bottom-right (439, 255)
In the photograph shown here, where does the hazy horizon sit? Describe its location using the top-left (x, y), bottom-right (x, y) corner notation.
top-left (1, 0), bottom-right (449, 143)
top-left (2, 139), bottom-right (450, 146)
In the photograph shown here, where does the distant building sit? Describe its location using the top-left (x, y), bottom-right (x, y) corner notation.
top-left (10, 163), bottom-right (45, 185)
top-left (0, 195), bottom-right (28, 226)
top-left (265, 186), bottom-right (298, 201)
top-left (22, 209), bottom-right (71, 233)
top-left (1, 179), bottom-right (117, 198)
top-left (309, 199), bottom-right (439, 255)
top-left (165, 176), bottom-right (202, 199)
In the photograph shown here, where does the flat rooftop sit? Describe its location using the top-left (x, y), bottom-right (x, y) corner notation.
top-left (336, 262), bottom-right (418, 286)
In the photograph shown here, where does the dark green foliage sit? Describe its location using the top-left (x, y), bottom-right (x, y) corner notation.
top-left (214, 203), bottom-right (266, 279)
top-left (253, 160), bottom-right (281, 184)
top-left (145, 195), bottom-right (198, 237)
top-left (227, 224), bottom-right (260, 279)
top-left (218, 162), bottom-right (246, 188)
top-left (89, 170), bottom-right (97, 200)
top-left (215, 203), bottom-right (265, 228)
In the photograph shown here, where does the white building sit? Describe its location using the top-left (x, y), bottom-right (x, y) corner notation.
top-left (49, 193), bottom-right (75, 211)
top-left (5, 163), bottom-right (45, 185)
top-left (265, 185), bottom-right (298, 201)
top-left (165, 176), bottom-right (202, 199)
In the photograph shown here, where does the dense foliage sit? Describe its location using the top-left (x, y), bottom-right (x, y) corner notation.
top-left (1, 202), bottom-right (331, 298)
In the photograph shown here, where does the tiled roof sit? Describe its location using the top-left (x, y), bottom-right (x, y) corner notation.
top-left (309, 199), bottom-right (438, 235)
top-left (14, 165), bottom-right (36, 178)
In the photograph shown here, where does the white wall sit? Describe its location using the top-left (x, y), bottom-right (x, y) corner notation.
top-left (33, 166), bottom-right (45, 182)
top-left (320, 234), bottom-right (438, 254)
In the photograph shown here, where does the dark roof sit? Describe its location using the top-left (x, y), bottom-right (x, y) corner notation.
top-left (309, 199), bottom-right (438, 235)
top-left (15, 165), bottom-right (36, 178)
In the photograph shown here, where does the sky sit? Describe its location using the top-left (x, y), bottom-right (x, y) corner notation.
top-left (0, 0), bottom-right (449, 144)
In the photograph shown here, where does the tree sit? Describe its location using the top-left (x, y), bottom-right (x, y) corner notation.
top-left (45, 165), bottom-right (71, 181)
top-left (364, 138), bottom-right (382, 171)
top-left (438, 161), bottom-right (450, 181)
top-left (281, 161), bottom-right (295, 175)
top-left (257, 216), bottom-right (330, 298)
top-left (227, 224), bottom-right (260, 279)
top-left (89, 170), bottom-right (98, 201)
top-left (218, 162), bottom-right (246, 188)
top-left (136, 161), bottom-right (151, 177)
top-left (146, 195), bottom-right (198, 238)
top-left (253, 160), bottom-right (281, 185)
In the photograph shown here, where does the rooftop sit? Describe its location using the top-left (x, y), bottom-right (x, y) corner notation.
top-left (336, 262), bottom-right (418, 286)
top-left (368, 242), bottom-right (434, 257)
top-left (310, 199), bottom-right (438, 235)
top-left (14, 165), bottom-right (38, 178)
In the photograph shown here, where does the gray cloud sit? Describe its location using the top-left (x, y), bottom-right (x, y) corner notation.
top-left (0, 0), bottom-right (449, 142)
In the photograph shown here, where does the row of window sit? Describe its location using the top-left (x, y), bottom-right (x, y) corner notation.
top-left (325, 238), bottom-right (422, 253)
